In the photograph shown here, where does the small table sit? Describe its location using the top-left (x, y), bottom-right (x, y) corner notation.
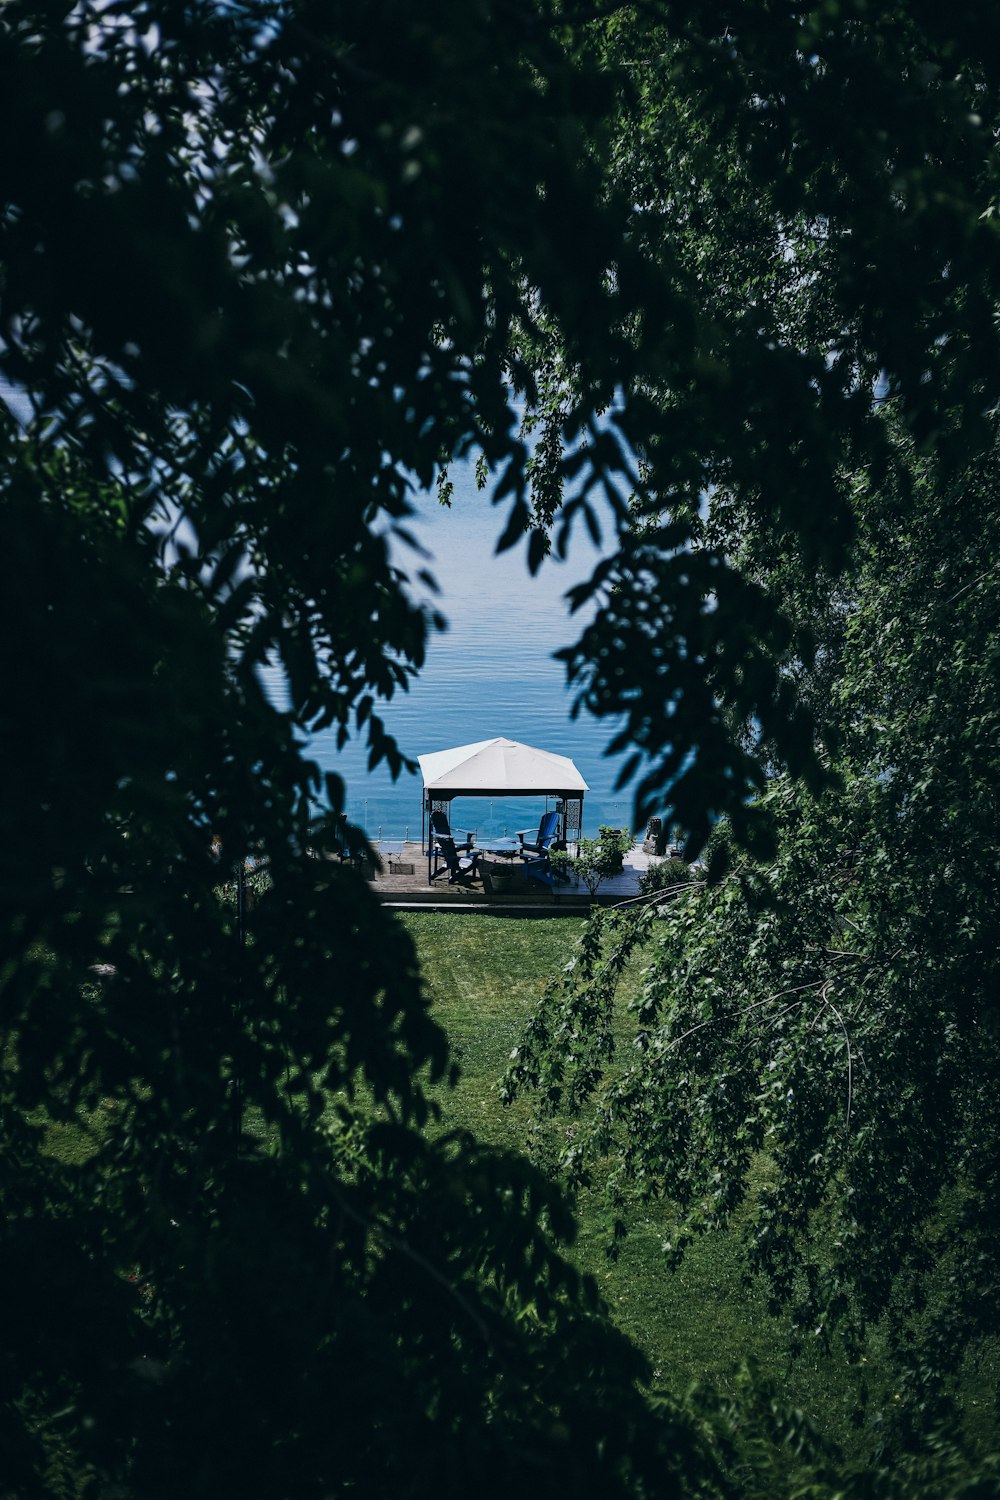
top-left (378, 840), bottom-right (414, 874)
top-left (475, 837), bottom-right (521, 858)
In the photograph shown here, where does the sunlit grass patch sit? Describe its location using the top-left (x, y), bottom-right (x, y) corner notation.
top-left (397, 911), bottom-right (942, 1454)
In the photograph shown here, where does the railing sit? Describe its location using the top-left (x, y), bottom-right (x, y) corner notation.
top-left (344, 800), bottom-right (635, 847)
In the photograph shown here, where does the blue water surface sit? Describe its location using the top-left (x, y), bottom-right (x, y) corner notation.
top-left (264, 459), bottom-right (638, 841)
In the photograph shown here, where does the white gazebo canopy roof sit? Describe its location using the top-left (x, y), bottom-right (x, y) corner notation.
top-left (418, 737), bottom-right (589, 796)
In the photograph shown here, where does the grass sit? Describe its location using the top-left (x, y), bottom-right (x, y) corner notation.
top-left (398, 910), bottom-right (988, 1459)
top-left (23, 906), bottom-right (995, 1469)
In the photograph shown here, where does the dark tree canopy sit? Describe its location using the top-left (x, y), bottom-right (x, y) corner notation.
top-left (501, 0), bottom-right (1000, 1477)
top-left (0, 4), bottom-right (691, 1495)
top-left (506, 5), bottom-right (1000, 1447)
top-left (515, 0), bottom-right (1000, 848)
top-left (4, 2), bottom-right (1000, 1496)
top-left (508, 427), bottom-right (1000, 1463)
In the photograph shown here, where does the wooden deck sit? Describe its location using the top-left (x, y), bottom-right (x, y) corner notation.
top-left (363, 840), bottom-right (660, 913)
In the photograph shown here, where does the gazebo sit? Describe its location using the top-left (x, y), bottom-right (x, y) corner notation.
top-left (418, 736), bottom-right (588, 864)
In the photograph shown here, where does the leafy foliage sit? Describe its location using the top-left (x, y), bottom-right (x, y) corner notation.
top-left (572, 837), bottom-right (615, 896)
top-left (597, 824), bottom-right (634, 874)
top-left (515, 1), bottom-right (1000, 846)
top-left (507, 434), bottom-right (1000, 1455)
top-left (5, 0), bottom-right (1000, 1492)
top-left (637, 857), bottom-right (692, 897)
top-left (0, 3), bottom-right (709, 1493)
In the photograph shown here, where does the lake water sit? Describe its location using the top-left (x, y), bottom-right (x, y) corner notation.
top-left (263, 458), bottom-right (637, 841)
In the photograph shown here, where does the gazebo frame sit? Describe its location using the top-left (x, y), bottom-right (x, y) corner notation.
top-left (418, 738), bottom-right (587, 880)
top-left (422, 788), bottom-right (585, 851)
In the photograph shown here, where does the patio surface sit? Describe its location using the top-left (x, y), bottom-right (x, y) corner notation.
top-left (363, 839), bottom-right (662, 912)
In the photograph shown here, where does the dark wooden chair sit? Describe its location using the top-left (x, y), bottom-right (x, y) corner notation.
top-left (429, 811), bottom-right (480, 884)
top-left (308, 814), bottom-right (369, 869)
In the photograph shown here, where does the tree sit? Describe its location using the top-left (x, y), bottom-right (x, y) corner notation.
top-left (500, 0), bottom-right (1000, 1468)
top-left (5, 1), bottom-right (1000, 1493)
top-left (511, 0), bottom-right (1000, 849)
top-left (506, 425), bottom-right (1000, 1450)
top-left (0, 4), bottom-right (715, 1494)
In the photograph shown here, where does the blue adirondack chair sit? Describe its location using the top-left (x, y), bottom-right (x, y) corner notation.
top-left (520, 852), bottom-right (555, 889)
top-left (429, 811), bottom-right (480, 884)
top-left (513, 811), bottom-right (560, 889)
top-left (515, 810), bottom-right (560, 859)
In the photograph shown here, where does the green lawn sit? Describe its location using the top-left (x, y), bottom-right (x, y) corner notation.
top-left (27, 906), bottom-right (995, 1472)
top-left (397, 911), bottom-right (945, 1456)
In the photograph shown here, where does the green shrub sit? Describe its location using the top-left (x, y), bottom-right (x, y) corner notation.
top-left (573, 837), bottom-right (615, 894)
top-left (638, 857), bottom-right (691, 896)
top-left (597, 825), bottom-right (633, 874)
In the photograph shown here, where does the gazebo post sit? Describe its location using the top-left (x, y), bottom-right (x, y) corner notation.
top-left (424, 794), bottom-right (431, 883)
